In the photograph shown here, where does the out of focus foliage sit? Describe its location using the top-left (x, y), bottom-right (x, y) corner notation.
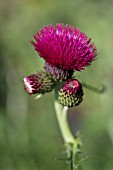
top-left (0, 0), bottom-right (113, 170)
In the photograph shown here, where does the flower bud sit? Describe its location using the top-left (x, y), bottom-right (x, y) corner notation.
top-left (58, 79), bottom-right (84, 107)
top-left (23, 72), bottom-right (55, 95)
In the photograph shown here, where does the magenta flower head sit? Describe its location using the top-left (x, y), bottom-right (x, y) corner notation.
top-left (31, 23), bottom-right (97, 80)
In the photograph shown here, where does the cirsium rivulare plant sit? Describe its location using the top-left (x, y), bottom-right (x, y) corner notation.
top-left (23, 23), bottom-right (104, 170)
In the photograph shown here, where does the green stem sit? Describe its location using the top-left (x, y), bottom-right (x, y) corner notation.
top-left (82, 82), bottom-right (105, 93)
top-left (54, 101), bottom-right (82, 170)
top-left (54, 81), bottom-right (82, 170)
top-left (54, 101), bottom-right (75, 143)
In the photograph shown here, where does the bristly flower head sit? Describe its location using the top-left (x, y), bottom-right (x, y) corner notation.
top-left (31, 23), bottom-right (97, 72)
top-left (58, 79), bottom-right (84, 107)
top-left (23, 72), bottom-right (55, 95)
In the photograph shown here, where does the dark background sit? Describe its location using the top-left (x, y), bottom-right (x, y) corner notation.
top-left (0, 0), bottom-right (113, 170)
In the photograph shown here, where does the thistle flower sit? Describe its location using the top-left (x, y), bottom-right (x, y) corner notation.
top-left (23, 72), bottom-right (55, 95)
top-left (22, 23), bottom-right (99, 170)
top-left (31, 23), bottom-right (97, 80)
top-left (58, 79), bottom-right (84, 107)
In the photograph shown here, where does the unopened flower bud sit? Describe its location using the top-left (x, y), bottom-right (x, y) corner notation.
top-left (58, 79), bottom-right (84, 107)
top-left (23, 72), bottom-right (55, 95)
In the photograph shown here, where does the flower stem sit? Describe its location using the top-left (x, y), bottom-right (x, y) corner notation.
top-left (54, 101), bottom-right (74, 143)
top-left (54, 101), bottom-right (83, 170)
top-left (54, 82), bottom-right (82, 170)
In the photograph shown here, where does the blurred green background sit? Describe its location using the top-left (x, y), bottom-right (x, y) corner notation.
top-left (0, 0), bottom-right (113, 169)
